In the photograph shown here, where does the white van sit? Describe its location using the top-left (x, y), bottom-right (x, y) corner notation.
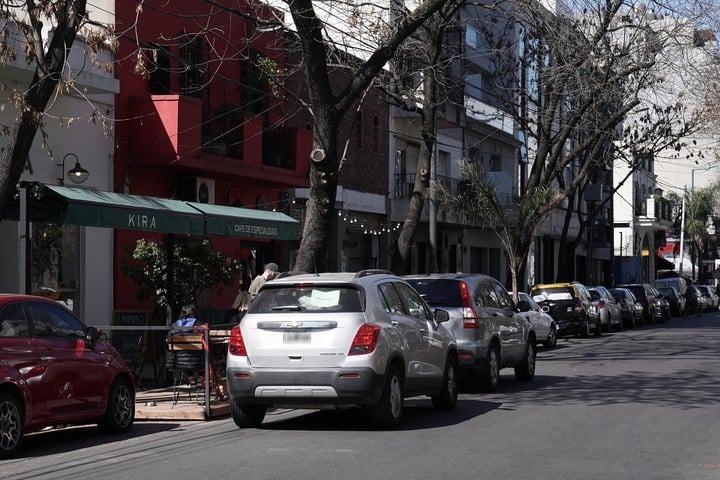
top-left (654, 277), bottom-right (687, 295)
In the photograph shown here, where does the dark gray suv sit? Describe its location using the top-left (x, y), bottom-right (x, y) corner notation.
top-left (404, 273), bottom-right (536, 392)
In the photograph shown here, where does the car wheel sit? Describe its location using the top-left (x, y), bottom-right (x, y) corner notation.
top-left (98, 378), bottom-right (135, 434)
top-left (514, 339), bottom-right (536, 381)
top-left (230, 402), bottom-right (267, 428)
top-left (615, 317), bottom-right (623, 332)
top-left (432, 355), bottom-right (458, 410)
top-left (0, 393), bottom-right (23, 459)
top-left (544, 325), bottom-right (557, 348)
top-left (594, 318), bottom-right (602, 336)
top-left (371, 364), bottom-right (404, 428)
top-left (581, 318), bottom-right (590, 338)
top-left (480, 344), bottom-right (500, 392)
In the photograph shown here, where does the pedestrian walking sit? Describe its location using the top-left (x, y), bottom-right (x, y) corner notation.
top-left (249, 262), bottom-right (278, 298)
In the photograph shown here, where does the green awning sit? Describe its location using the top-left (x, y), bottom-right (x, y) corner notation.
top-left (8, 184), bottom-right (300, 240)
top-left (189, 202), bottom-right (299, 240)
top-left (42, 185), bottom-right (207, 234)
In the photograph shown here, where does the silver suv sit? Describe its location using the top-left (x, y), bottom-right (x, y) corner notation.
top-left (226, 270), bottom-right (458, 429)
top-left (404, 273), bottom-right (537, 392)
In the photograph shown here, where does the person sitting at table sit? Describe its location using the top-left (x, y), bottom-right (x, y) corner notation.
top-left (172, 304), bottom-right (198, 333)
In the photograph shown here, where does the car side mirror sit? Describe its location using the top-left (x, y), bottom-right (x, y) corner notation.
top-left (85, 326), bottom-right (101, 346)
top-left (434, 308), bottom-right (450, 323)
top-left (516, 300), bottom-right (531, 312)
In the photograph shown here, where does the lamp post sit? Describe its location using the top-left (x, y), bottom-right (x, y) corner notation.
top-left (57, 153), bottom-right (89, 185)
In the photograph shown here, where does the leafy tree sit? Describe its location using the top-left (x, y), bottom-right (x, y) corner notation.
top-left (439, 0), bottom-right (718, 295)
top-left (683, 183), bottom-right (720, 278)
top-left (121, 239), bottom-right (240, 314)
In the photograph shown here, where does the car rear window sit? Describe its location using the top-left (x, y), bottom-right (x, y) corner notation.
top-left (405, 279), bottom-right (462, 306)
top-left (609, 289), bottom-right (627, 299)
top-left (531, 287), bottom-right (573, 301)
top-left (249, 285), bottom-right (363, 313)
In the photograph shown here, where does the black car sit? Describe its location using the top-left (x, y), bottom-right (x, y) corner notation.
top-left (616, 283), bottom-right (662, 325)
top-left (657, 287), bottom-right (684, 317)
top-left (684, 286), bottom-right (704, 315)
top-left (609, 287), bottom-right (643, 328)
top-left (529, 282), bottom-right (596, 338)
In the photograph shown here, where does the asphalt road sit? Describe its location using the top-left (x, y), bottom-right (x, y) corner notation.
top-left (5, 312), bottom-right (720, 480)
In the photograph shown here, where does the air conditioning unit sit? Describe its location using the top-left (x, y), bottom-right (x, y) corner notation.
top-left (196, 177), bottom-right (215, 204)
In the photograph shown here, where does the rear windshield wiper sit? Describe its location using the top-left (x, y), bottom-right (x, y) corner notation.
top-left (271, 305), bottom-right (303, 311)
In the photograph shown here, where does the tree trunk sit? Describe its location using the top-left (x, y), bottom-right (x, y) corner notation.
top-left (0, 1), bottom-right (87, 221)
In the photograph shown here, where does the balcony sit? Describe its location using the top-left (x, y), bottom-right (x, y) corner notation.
top-left (390, 172), bottom-right (512, 223)
top-left (635, 195), bottom-right (673, 229)
top-left (464, 95), bottom-right (514, 135)
top-left (2, 20), bottom-right (118, 94)
top-left (127, 95), bottom-right (312, 179)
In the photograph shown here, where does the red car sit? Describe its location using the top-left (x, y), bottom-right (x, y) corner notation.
top-left (0, 294), bottom-right (135, 458)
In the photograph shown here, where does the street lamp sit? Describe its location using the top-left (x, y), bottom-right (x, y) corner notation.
top-left (57, 153), bottom-right (89, 185)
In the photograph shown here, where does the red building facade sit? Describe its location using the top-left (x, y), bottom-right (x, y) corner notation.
top-left (114, 1), bottom-right (311, 314)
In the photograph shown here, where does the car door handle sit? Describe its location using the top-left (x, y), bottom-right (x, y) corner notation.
top-left (419, 328), bottom-right (427, 334)
top-left (41, 356), bottom-right (56, 363)
top-left (391, 320), bottom-right (399, 326)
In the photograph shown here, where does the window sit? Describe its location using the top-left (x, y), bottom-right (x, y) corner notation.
top-left (0, 303), bottom-right (30, 337)
top-left (395, 283), bottom-right (430, 320)
top-left (179, 37), bottom-right (205, 99)
top-left (379, 282), bottom-right (405, 315)
top-left (26, 302), bottom-right (84, 338)
top-left (492, 282), bottom-right (513, 308)
top-left (475, 283), bottom-right (498, 307)
top-left (30, 224), bottom-right (80, 311)
top-left (148, 44), bottom-right (171, 94)
top-left (465, 25), bottom-right (488, 51)
top-left (465, 73), bottom-right (483, 101)
top-left (242, 50), bottom-right (269, 115)
top-left (249, 286), bottom-right (362, 313)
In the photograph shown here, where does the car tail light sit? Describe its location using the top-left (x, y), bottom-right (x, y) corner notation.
top-left (349, 323), bottom-right (381, 355)
top-left (228, 325), bottom-right (247, 356)
top-left (574, 302), bottom-right (584, 314)
top-left (597, 300), bottom-right (605, 309)
top-left (620, 300), bottom-right (628, 308)
top-left (460, 281), bottom-right (479, 328)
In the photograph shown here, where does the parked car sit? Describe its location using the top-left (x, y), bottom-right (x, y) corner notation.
top-left (405, 273), bottom-right (537, 392)
top-left (512, 291), bottom-right (557, 348)
top-left (588, 286), bottom-right (623, 332)
top-left (0, 294), bottom-right (135, 458)
top-left (684, 285), bottom-right (704, 315)
top-left (657, 286), bottom-right (685, 317)
top-left (616, 283), bottom-right (662, 325)
top-left (654, 277), bottom-right (687, 296)
top-left (529, 282), bottom-right (597, 338)
top-left (226, 271), bottom-right (458, 429)
top-left (608, 287), bottom-right (643, 328)
top-left (655, 292), bottom-right (672, 322)
top-left (695, 285), bottom-right (719, 311)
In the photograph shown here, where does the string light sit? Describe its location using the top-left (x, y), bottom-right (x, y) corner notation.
top-left (335, 209), bottom-right (401, 236)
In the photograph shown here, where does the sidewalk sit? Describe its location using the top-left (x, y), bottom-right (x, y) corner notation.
top-left (135, 385), bottom-right (230, 421)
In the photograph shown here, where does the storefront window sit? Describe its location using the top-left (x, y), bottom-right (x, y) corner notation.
top-left (30, 223), bottom-right (79, 311)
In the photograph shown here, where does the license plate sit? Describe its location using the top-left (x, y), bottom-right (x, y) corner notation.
top-left (283, 330), bottom-right (310, 344)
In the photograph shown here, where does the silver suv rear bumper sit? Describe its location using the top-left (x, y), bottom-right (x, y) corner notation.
top-left (227, 366), bottom-right (386, 406)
